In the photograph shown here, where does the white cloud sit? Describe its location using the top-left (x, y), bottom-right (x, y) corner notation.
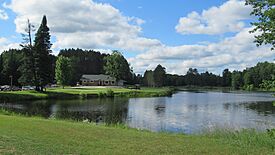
top-left (0, 9), bottom-right (8, 20)
top-left (0, 37), bottom-right (20, 53)
top-left (6, 0), bottom-right (156, 52)
top-left (175, 0), bottom-right (252, 35)
top-left (4, 0), bottom-right (274, 75)
top-left (131, 27), bottom-right (274, 75)
top-left (0, 37), bottom-right (8, 44)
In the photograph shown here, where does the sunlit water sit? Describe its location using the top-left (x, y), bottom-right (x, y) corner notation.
top-left (1, 91), bottom-right (275, 134)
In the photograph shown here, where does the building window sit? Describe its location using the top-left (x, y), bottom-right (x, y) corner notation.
top-left (111, 81), bottom-right (115, 84)
top-left (90, 80), bottom-right (94, 83)
top-left (105, 81), bottom-right (109, 84)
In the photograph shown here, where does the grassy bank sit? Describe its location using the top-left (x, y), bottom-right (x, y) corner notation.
top-left (0, 114), bottom-right (274, 154)
top-left (0, 87), bottom-right (175, 102)
top-left (178, 86), bottom-right (275, 93)
top-left (177, 86), bottom-right (232, 92)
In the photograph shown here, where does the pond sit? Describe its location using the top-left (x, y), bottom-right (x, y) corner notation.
top-left (1, 91), bottom-right (275, 134)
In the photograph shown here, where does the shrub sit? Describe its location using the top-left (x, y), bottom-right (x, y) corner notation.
top-left (106, 89), bottom-right (114, 97)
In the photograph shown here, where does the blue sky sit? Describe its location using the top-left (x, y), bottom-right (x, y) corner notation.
top-left (0, 0), bottom-right (274, 75)
top-left (98, 0), bottom-right (230, 44)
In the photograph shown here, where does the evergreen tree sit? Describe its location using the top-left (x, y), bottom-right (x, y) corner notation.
top-left (19, 19), bottom-right (36, 86)
top-left (143, 70), bottom-right (155, 87)
top-left (19, 48), bottom-right (35, 85)
top-left (222, 69), bottom-right (232, 87)
top-left (33, 15), bottom-right (52, 91)
top-left (0, 54), bottom-right (3, 85)
top-left (55, 56), bottom-right (73, 88)
top-left (153, 65), bottom-right (166, 87)
top-left (59, 48), bottom-right (107, 85)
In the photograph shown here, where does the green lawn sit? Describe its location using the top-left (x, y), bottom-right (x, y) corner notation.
top-left (0, 87), bottom-right (174, 102)
top-left (0, 114), bottom-right (274, 155)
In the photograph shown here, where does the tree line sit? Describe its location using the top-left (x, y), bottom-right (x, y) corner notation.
top-left (0, 16), bottom-right (136, 91)
top-left (142, 63), bottom-right (275, 90)
top-left (0, 41), bottom-right (274, 90)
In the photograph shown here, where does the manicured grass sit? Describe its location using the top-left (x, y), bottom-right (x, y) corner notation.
top-left (0, 114), bottom-right (274, 154)
top-left (0, 87), bottom-right (174, 102)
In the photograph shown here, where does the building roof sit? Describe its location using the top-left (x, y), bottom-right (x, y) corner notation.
top-left (81, 74), bottom-right (116, 81)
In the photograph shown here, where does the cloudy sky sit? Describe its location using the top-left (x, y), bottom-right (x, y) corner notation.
top-left (0, 0), bottom-right (274, 75)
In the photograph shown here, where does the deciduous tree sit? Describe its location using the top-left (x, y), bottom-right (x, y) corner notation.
top-left (104, 51), bottom-right (131, 81)
top-left (55, 56), bottom-right (73, 88)
top-left (246, 0), bottom-right (275, 50)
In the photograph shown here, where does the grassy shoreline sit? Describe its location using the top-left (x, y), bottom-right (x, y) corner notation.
top-left (0, 114), bottom-right (274, 154)
top-left (0, 86), bottom-right (274, 102)
top-left (0, 87), bottom-right (175, 102)
top-left (177, 86), bottom-right (275, 93)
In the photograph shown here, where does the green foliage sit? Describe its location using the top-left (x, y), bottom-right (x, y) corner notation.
top-left (1, 49), bottom-right (23, 86)
top-left (260, 79), bottom-right (275, 90)
top-left (33, 15), bottom-right (53, 91)
top-left (58, 49), bottom-right (107, 85)
top-left (104, 50), bottom-right (132, 81)
top-left (55, 56), bottom-right (73, 88)
top-left (231, 71), bottom-right (243, 89)
top-left (19, 19), bottom-right (36, 86)
top-left (185, 68), bottom-right (200, 86)
top-left (106, 89), bottom-right (114, 97)
top-left (222, 69), bottom-right (232, 87)
top-left (231, 62), bottom-right (275, 90)
top-left (19, 48), bottom-right (35, 86)
top-left (0, 54), bottom-right (3, 85)
top-left (154, 64), bottom-right (166, 87)
top-left (246, 0), bottom-right (275, 50)
top-left (267, 129), bottom-right (275, 139)
top-left (143, 70), bottom-right (155, 87)
top-left (244, 84), bottom-right (255, 91)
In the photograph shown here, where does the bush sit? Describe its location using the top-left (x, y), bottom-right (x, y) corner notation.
top-left (79, 93), bottom-right (88, 99)
top-left (98, 92), bottom-right (105, 98)
top-left (106, 89), bottom-right (114, 97)
top-left (244, 84), bottom-right (254, 91)
top-left (260, 79), bottom-right (275, 90)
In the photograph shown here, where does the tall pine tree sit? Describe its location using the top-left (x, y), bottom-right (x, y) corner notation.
top-left (0, 54), bottom-right (3, 85)
top-left (33, 15), bottom-right (52, 91)
top-left (19, 19), bottom-right (36, 86)
top-left (153, 65), bottom-right (166, 87)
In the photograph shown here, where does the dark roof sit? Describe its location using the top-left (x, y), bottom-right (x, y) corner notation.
top-left (80, 74), bottom-right (116, 81)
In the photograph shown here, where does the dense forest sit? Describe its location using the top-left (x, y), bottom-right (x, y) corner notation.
top-left (58, 48), bottom-right (108, 85)
top-left (0, 46), bottom-right (274, 91)
top-left (143, 63), bottom-right (275, 90)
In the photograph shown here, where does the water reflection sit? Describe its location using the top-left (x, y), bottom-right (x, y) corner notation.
top-left (1, 91), bottom-right (275, 134)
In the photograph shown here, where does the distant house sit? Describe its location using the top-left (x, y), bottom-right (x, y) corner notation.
top-left (80, 74), bottom-right (126, 86)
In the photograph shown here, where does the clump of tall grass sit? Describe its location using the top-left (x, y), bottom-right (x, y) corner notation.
top-left (106, 89), bottom-right (114, 97)
top-left (204, 128), bottom-right (275, 151)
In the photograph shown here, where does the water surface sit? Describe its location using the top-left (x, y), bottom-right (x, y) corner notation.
top-left (1, 91), bottom-right (275, 134)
